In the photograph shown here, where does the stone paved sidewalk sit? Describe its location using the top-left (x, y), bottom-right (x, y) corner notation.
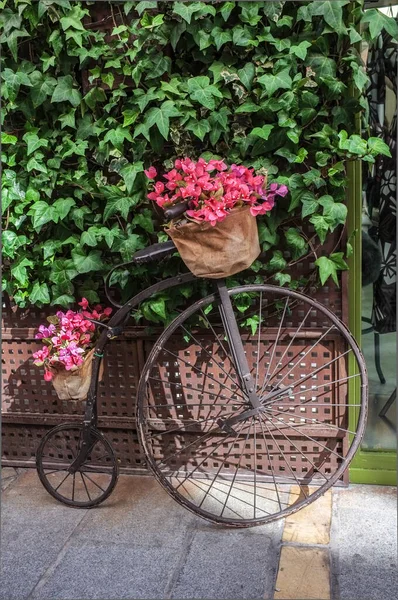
top-left (1, 467), bottom-right (397, 600)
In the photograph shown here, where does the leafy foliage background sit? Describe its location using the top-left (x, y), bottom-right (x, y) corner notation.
top-left (1, 0), bottom-right (395, 323)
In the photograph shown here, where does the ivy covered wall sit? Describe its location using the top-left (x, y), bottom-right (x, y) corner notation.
top-left (1, 0), bottom-right (395, 323)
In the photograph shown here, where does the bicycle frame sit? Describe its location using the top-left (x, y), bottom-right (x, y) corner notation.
top-left (72, 273), bottom-right (262, 470)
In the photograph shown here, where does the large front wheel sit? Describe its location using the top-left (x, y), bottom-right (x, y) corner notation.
top-left (137, 285), bottom-right (367, 527)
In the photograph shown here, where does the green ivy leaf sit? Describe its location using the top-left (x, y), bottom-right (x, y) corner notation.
top-left (238, 63), bottom-right (255, 91)
top-left (71, 248), bottom-right (103, 274)
top-left (104, 126), bottom-right (133, 149)
top-left (310, 1), bottom-right (348, 33)
top-left (120, 162), bottom-right (144, 193)
top-left (309, 215), bottom-right (331, 244)
top-left (361, 8), bottom-right (398, 40)
top-left (257, 69), bottom-right (292, 97)
top-left (11, 257), bottom-right (33, 286)
top-left (26, 156), bottom-right (48, 174)
top-left (145, 101), bottom-right (181, 140)
top-left (235, 101), bottom-right (261, 114)
top-left (250, 125), bottom-right (274, 141)
top-left (132, 210), bottom-right (155, 234)
top-left (269, 250), bottom-right (287, 272)
top-left (83, 86), bottom-right (107, 110)
top-left (172, 1), bottom-right (203, 23)
top-left (102, 186), bottom-right (140, 221)
top-left (290, 41), bottom-right (311, 60)
top-left (211, 27), bottom-right (232, 51)
top-left (187, 76), bottom-right (223, 110)
top-left (51, 75), bottom-right (82, 107)
top-left (285, 228), bottom-right (307, 259)
top-left (22, 132), bottom-right (48, 156)
top-left (2, 68), bottom-right (32, 101)
top-left (315, 253), bottom-right (348, 286)
top-left (60, 5), bottom-right (87, 31)
top-left (186, 119), bottom-right (211, 141)
top-left (367, 138), bottom-right (392, 158)
top-left (29, 282), bottom-right (50, 304)
top-left (274, 272), bottom-right (291, 287)
top-left (220, 2), bottom-right (235, 21)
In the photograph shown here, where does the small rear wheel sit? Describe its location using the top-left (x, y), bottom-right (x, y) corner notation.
top-left (36, 423), bottom-right (118, 508)
top-left (137, 284), bottom-right (367, 527)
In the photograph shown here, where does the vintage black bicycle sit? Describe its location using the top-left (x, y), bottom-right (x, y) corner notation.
top-left (36, 202), bottom-right (368, 528)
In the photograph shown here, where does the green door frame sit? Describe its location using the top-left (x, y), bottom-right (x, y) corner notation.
top-left (347, 160), bottom-right (397, 485)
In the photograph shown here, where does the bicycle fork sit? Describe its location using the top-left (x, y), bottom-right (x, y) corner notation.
top-left (215, 280), bottom-right (291, 433)
top-left (216, 280), bottom-right (262, 409)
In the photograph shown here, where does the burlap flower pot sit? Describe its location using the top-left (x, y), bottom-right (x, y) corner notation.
top-left (50, 348), bottom-right (104, 401)
top-left (167, 205), bottom-right (260, 278)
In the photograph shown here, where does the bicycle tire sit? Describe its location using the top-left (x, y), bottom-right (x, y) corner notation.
top-left (136, 284), bottom-right (367, 527)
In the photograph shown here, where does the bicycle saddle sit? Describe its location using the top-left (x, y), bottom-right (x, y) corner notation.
top-left (133, 240), bottom-right (176, 264)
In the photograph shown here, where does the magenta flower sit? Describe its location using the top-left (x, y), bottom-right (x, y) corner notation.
top-left (33, 299), bottom-right (112, 381)
top-left (144, 166), bottom-right (157, 179)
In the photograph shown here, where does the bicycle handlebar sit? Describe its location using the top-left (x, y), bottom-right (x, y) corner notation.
top-left (164, 200), bottom-right (190, 221)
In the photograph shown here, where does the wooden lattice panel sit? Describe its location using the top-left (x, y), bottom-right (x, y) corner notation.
top-left (144, 329), bottom-right (349, 483)
top-left (150, 432), bottom-right (344, 482)
top-left (1, 338), bottom-right (141, 418)
top-left (1, 424), bottom-right (144, 472)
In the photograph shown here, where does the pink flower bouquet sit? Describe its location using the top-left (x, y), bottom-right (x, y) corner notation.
top-left (145, 157), bottom-right (288, 226)
top-left (144, 157), bottom-right (289, 279)
top-left (33, 300), bottom-right (112, 400)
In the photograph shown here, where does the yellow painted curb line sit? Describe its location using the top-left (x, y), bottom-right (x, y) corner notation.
top-left (273, 488), bottom-right (333, 600)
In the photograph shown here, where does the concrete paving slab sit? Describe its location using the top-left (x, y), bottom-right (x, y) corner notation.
top-left (1, 471), bottom-right (88, 600)
top-left (1, 466), bottom-right (23, 491)
top-left (29, 539), bottom-right (184, 600)
top-left (331, 485), bottom-right (397, 600)
top-left (72, 475), bottom-right (196, 548)
top-left (169, 526), bottom-right (283, 599)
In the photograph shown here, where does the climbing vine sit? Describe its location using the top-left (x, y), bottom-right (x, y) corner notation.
top-left (1, 0), bottom-right (395, 323)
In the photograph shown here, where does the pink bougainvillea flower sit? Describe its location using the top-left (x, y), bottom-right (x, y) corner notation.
top-left (33, 300), bottom-right (112, 381)
top-left (44, 370), bottom-right (53, 382)
top-left (144, 166), bottom-right (157, 179)
top-left (146, 157), bottom-right (288, 226)
top-left (78, 298), bottom-right (89, 309)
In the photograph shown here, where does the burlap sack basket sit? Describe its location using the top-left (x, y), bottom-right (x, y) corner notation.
top-left (167, 205), bottom-right (261, 278)
top-left (50, 348), bottom-right (104, 401)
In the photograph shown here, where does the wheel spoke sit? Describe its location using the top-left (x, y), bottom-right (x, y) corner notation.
top-left (266, 306), bottom-right (313, 383)
top-left (259, 297), bottom-right (289, 396)
top-left (261, 416), bottom-right (329, 482)
top-left (80, 471), bottom-right (107, 493)
top-left (260, 414), bottom-right (308, 498)
top-left (72, 472), bottom-right (76, 502)
top-left (268, 324), bottom-right (337, 390)
top-left (80, 471), bottom-right (92, 501)
top-left (148, 409), bottom-right (237, 440)
top-left (264, 415), bottom-right (344, 459)
top-left (266, 405), bottom-right (356, 436)
top-left (278, 373), bottom-right (362, 401)
top-left (147, 376), bottom-right (246, 407)
top-left (54, 472), bottom-right (71, 492)
top-left (176, 421), bottom-right (247, 494)
top-left (275, 348), bottom-right (352, 394)
top-left (199, 308), bottom-right (237, 369)
top-left (257, 416), bottom-right (284, 512)
top-left (179, 324), bottom-right (244, 393)
top-left (43, 468), bottom-right (69, 476)
top-left (161, 347), bottom-right (246, 401)
top-left (220, 418), bottom-right (254, 518)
